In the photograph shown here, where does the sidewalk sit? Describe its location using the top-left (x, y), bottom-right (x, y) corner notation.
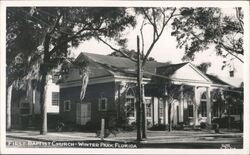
top-left (6, 129), bottom-right (243, 144)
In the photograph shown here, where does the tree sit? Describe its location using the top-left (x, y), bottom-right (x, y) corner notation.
top-left (171, 7), bottom-right (244, 63)
top-left (196, 62), bottom-right (211, 74)
top-left (6, 7), bottom-right (44, 130)
top-left (95, 7), bottom-right (180, 140)
top-left (6, 7), bottom-right (136, 134)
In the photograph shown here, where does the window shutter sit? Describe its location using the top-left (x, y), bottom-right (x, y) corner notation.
top-left (98, 98), bottom-right (101, 111)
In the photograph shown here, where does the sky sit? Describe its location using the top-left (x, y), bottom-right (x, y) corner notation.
top-left (71, 7), bottom-right (244, 79)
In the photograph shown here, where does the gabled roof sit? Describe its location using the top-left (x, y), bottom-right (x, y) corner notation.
top-left (73, 52), bottom-right (230, 86)
top-left (77, 52), bottom-right (166, 78)
top-left (156, 62), bottom-right (188, 76)
top-left (206, 74), bottom-right (230, 86)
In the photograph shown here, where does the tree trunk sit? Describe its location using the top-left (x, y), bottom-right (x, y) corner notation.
top-left (39, 32), bottom-right (50, 135)
top-left (39, 70), bottom-right (48, 135)
top-left (136, 36), bottom-right (142, 141)
top-left (6, 83), bottom-right (13, 131)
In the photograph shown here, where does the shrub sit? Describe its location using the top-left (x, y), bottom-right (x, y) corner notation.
top-left (55, 121), bottom-right (65, 132)
top-left (200, 122), bottom-right (208, 129)
top-left (174, 122), bottom-right (184, 130)
top-left (96, 129), bottom-right (119, 138)
top-left (212, 117), bottom-right (235, 128)
top-left (149, 124), bottom-right (168, 131)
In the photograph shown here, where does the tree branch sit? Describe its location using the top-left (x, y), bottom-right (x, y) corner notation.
top-left (142, 8), bottom-right (158, 37)
top-left (140, 20), bottom-right (145, 57)
top-left (152, 8), bottom-right (159, 36)
top-left (218, 42), bottom-right (244, 63)
top-left (48, 14), bottom-right (63, 35)
top-left (96, 35), bottom-right (137, 62)
top-left (142, 8), bottom-right (176, 66)
top-left (48, 27), bottom-right (88, 58)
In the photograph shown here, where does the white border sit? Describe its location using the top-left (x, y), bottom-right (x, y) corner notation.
top-left (1, 1), bottom-right (249, 154)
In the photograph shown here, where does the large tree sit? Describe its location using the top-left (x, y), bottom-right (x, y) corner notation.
top-left (171, 7), bottom-right (244, 64)
top-left (95, 7), bottom-right (180, 140)
top-left (6, 7), bottom-right (136, 134)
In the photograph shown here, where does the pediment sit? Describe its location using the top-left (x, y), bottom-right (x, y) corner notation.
top-left (171, 63), bottom-right (212, 84)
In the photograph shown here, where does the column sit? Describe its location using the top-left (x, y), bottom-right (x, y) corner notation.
top-left (163, 98), bottom-right (168, 125)
top-left (206, 87), bottom-right (212, 124)
top-left (179, 85), bottom-right (184, 122)
top-left (153, 97), bottom-right (158, 125)
top-left (193, 86), bottom-right (199, 126)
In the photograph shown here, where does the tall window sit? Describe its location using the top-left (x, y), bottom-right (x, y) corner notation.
top-left (125, 88), bottom-right (135, 117)
top-left (188, 100), bottom-right (193, 117)
top-left (52, 92), bottom-right (59, 106)
top-left (126, 98), bottom-right (135, 117)
top-left (200, 93), bottom-right (207, 117)
top-left (145, 99), bottom-right (152, 117)
top-left (64, 100), bottom-right (71, 111)
top-left (159, 98), bottom-right (164, 117)
top-left (99, 98), bottom-right (108, 111)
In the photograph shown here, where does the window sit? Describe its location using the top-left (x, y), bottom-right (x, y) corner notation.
top-left (20, 102), bottom-right (30, 115)
top-left (159, 98), bottom-right (164, 117)
top-left (125, 98), bottom-right (135, 117)
top-left (188, 100), bottom-right (193, 117)
top-left (145, 99), bottom-right (152, 117)
top-left (99, 98), bottom-right (108, 111)
top-left (52, 92), bottom-right (59, 106)
top-left (200, 93), bottom-right (207, 117)
top-left (125, 88), bottom-right (136, 117)
top-left (64, 100), bottom-right (71, 111)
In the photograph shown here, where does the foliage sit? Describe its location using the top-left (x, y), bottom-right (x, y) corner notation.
top-left (149, 124), bottom-right (168, 131)
top-left (7, 7), bottom-right (136, 72)
top-left (6, 7), bottom-right (136, 133)
top-left (196, 62), bottom-right (211, 74)
top-left (171, 7), bottom-right (244, 63)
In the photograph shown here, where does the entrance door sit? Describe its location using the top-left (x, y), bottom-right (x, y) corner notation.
top-left (76, 103), bottom-right (91, 125)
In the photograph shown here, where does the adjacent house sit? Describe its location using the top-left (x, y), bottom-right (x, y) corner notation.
top-left (11, 70), bottom-right (60, 129)
top-left (58, 52), bottom-right (243, 130)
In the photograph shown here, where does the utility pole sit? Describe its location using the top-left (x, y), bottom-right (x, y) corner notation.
top-left (136, 36), bottom-right (142, 141)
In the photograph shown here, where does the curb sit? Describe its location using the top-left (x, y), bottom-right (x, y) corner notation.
top-left (7, 135), bottom-right (53, 142)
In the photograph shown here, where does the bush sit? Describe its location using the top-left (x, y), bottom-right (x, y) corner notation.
top-left (55, 121), bottom-right (65, 132)
top-left (149, 124), bottom-right (168, 131)
top-left (96, 128), bottom-right (119, 138)
top-left (174, 122), bottom-right (184, 130)
top-left (122, 121), bottom-right (136, 131)
top-left (212, 123), bottom-right (220, 133)
top-left (200, 122), bottom-right (208, 129)
top-left (212, 117), bottom-right (234, 128)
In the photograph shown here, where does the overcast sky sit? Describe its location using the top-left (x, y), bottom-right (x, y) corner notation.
top-left (72, 7), bottom-right (244, 79)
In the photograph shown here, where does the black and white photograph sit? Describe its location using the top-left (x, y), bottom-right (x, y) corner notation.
top-left (1, 0), bottom-right (249, 154)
